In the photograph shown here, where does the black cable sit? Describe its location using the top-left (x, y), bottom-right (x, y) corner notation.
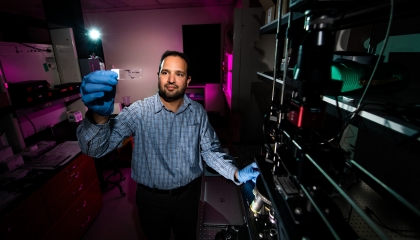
top-left (339, 103), bottom-right (420, 148)
top-left (19, 43), bottom-right (51, 52)
top-left (356, 0), bottom-right (393, 110)
top-left (336, 103), bottom-right (386, 138)
top-left (322, 103), bottom-right (386, 146)
top-left (23, 115), bottom-right (36, 134)
top-left (347, 205), bottom-right (353, 223)
top-left (364, 207), bottom-right (420, 234)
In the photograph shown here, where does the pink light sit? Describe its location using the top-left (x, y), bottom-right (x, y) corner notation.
top-left (227, 72), bottom-right (232, 97)
top-left (225, 53), bottom-right (233, 109)
top-left (227, 54), bottom-right (233, 71)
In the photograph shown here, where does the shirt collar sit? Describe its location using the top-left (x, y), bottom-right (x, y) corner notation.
top-left (153, 93), bottom-right (192, 114)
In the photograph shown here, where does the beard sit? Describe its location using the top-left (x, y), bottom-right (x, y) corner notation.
top-left (158, 83), bottom-right (186, 102)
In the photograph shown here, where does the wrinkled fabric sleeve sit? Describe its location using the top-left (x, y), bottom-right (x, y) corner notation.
top-left (76, 103), bottom-right (140, 158)
top-left (199, 110), bottom-right (240, 185)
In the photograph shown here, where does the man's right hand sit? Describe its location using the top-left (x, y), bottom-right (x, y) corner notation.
top-left (81, 70), bottom-right (118, 116)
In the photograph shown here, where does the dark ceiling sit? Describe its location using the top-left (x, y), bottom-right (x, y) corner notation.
top-left (0, 0), bottom-right (240, 20)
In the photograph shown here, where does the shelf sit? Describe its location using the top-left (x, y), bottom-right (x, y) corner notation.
top-left (186, 85), bottom-right (206, 109)
top-left (257, 71), bottom-right (420, 141)
top-left (323, 96), bottom-right (420, 140)
top-left (259, 1), bottom-right (420, 34)
top-left (14, 93), bottom-right (81, 117)
top-left (257, 72), bottom-right (284, 86)
top-left (253, 1), bottom-right (420, 239)
top-left (259, 12), bottom-right (305, 34)
top-left (333, 0), bottom-right (420, 31)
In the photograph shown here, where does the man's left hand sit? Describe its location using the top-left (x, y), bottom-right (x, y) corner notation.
top-left (237, 162), bottom-right (260, 183)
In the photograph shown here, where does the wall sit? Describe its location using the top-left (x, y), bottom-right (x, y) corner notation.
top-left (232, 7), bottom-right (266, 143)
top-left (82, 6), bottom-right (234, 104)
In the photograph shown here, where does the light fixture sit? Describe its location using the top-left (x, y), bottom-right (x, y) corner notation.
top-left (88, 29), bottom-right (101, 40)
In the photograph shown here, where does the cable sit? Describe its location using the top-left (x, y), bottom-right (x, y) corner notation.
top-left (22, 115), bottom-right (36, 134)
top-left (322, 103), bottom-right (386, 146)
top-left (364, 206), bottom-right (420, 234)
top-left (95, 56), bottom-right (104, 63)
top-left (336, 102), bottom-right (420, 148)
top-left (337, 0), bottom-right (394, 144)
top-left (355, 0), bottom-right (394, 110)
top-left (18, 43), bottom-right (51, 52)
top-left (338, 103), bottom-right (385, 134)
top-left (347, 205), bottom-right (353, 223)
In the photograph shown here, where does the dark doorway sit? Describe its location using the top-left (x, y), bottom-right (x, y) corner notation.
top-left (182, 24), bottom-right (221, 84)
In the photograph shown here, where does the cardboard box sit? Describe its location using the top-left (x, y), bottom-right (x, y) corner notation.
top-left (274, 3), bottom-right (279, 20)
top-left (266, 6), bottom-right (274, 24)
top-left (0, 154), bottom-right (24, 173)
top-left (0, 145), bottom-right (13, 161)
top-left (259, 0), bottom-right (275, 10)
top-left (265, 3), bottom-right (279, 25)
top-left (281, 0), bottom-right (290, 17)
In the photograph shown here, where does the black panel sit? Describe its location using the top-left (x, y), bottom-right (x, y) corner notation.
top-left (182, 24), bottom-right (221, 84)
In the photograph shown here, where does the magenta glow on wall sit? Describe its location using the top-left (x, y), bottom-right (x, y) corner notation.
top-left (225, 53), bottom-right (233, 109)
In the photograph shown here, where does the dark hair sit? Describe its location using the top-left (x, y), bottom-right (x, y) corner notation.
top-left (158, 50), bottom-right (190, 76)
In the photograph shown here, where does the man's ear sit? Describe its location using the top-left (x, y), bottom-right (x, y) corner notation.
top-left (187, 76), bottom-right (192, 86)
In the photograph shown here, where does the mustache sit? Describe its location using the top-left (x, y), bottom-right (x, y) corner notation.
top-left (165, 84), bottom-right (178, 88)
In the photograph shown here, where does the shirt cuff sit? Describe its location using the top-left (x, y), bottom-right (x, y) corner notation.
top-left (229, 167), bottom-right (241, 185)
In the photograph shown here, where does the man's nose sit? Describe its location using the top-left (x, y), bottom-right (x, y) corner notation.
top-left (168, 73), bottom-right (176, 83)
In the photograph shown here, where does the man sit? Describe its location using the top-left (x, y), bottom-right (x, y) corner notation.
top-left (77, 50), bottom-right (259, 240)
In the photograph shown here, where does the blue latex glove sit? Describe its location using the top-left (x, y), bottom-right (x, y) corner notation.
top-left (80, 70), bottom-right (118, 116)
top-left (237, 162), bottom-right (260, 183)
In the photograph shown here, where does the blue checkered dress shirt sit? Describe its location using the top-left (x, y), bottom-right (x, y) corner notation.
top-left (77, 93), bottom-right (238, 189)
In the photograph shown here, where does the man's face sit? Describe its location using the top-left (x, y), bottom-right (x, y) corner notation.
top-left (158, 55), bottom-right (191, 102)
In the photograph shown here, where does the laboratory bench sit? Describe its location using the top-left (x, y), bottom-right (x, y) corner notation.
top-left (0, 121), bottom-right (103, 240)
